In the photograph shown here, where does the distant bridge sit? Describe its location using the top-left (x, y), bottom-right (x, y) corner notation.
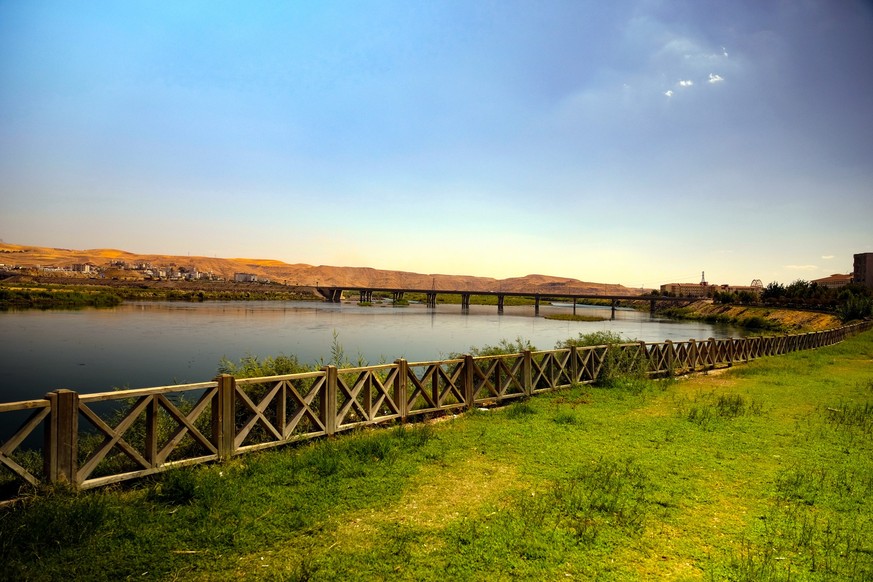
top-left (315, 286), bottom-right (688, 317)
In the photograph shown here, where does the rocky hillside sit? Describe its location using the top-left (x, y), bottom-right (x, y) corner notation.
top-left (0, 242), bottom-right (646, 296)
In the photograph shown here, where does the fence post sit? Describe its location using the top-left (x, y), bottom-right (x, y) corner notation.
top-left (213, 374), bottom-right (235, 461)
top-left (689, 339), bottom-right (697, 371)
top-left (665, 340), bottom-right (674, 375)
top-left (523, 350), bottom-right (532, 396)
top-left (569, 346), bottom-right (578, 384)
top-left (145, 395), bottom-right (159, 466)
top-left (45, 389), bottom-right (79, 486)
top-left (463, 355), bottom-right (475, 409)
top-left (707, 338), bottom-right (716, 369)
top-left (394, 359), bottom-right (408, 424)
top-left (638, 341), bottom-right (649, 376)
top-left (322, 366), bottom-right (338, 436)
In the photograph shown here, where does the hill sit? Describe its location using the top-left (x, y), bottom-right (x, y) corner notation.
top-left (0, 242), bottom-right (646, 295)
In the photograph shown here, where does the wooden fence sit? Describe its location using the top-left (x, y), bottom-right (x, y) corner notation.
top-left (1, 321), bottom-right (871, 505)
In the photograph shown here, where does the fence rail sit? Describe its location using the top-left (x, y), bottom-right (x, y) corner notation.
top-left (2, 321), bottom-right (871, 505)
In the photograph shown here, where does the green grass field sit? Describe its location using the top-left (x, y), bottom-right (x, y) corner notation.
top-left (2, 331), bottom-right (872, 580)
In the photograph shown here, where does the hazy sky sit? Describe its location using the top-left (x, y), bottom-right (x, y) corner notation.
top-left (1, 1), bottom-right (871, 288)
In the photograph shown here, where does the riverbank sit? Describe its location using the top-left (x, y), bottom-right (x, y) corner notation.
top-left (0, 278), bottom-right (320, 307)
top-left (657, 299), bottom-right (842, 333)
top-left (2, 329), bottom-right (871, 579)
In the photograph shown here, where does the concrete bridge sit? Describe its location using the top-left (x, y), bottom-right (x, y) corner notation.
top-left (316, 286), bottom-right (688, 317)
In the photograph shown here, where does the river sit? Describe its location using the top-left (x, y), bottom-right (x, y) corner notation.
top-left (1, 300), bottom-right (745, 403)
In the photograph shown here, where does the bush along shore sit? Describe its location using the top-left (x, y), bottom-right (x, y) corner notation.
top-left (0, 286), bottom-right (123, 309)
top-left (0, 280), bottom-right (320, 308)
top-left (2, 330), bottom-right (873, 579)
top-left (657, 300), bottom-right (844, 333)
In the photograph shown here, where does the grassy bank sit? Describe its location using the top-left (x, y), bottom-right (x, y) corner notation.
top-left (658, 300), bottom-right (842, 333)
top-left (0, 281), bottom-right (318, 307)
top-left (2, 331), bottom-right (872, 580)
top-left (0, 286), bottom-right (122, 309)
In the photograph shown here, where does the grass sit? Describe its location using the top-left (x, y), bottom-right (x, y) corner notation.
top-left (544, 313), bottom-right (608, 322)
top-left (657, 301), bottom-right (842, 333)
top-left (2, 331), bottom-right (872, 580)
top-left (0, 286), bottom-right (122, 309)
top-left (0, 281), bottom-right (317, 307)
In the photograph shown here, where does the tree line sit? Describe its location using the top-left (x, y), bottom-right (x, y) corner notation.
top-left (712, 280), bottom-right (872, 322)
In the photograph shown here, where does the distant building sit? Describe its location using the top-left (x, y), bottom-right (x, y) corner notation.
top-left (660, 279), bottom-right (763, 298)
top-left (659, 282), bottom-right (710, 297)
top-left (854, 252), bottom-right (873, 289)
top-left (812, 273), bottom-right (853, 290)
top-left (234, 272), bottom-right (258, 283)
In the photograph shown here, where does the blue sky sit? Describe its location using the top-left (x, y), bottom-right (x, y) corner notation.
top-left (1, 1), bottom-right (871, 288)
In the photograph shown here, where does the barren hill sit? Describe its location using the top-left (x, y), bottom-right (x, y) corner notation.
top-left (0, 242), bottom-right (647, 296)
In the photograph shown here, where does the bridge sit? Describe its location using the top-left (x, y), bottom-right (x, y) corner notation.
top-left (315, 286), bottom-right (688, 317)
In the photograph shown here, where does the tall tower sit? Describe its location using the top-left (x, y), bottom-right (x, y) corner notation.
top-left (700, 271), bottom-right (707, 285)
top-left (854, 253), bottom-right (873, 288)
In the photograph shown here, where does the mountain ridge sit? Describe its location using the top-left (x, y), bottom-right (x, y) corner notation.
top-left (0, 242), bottom-right (648, 295)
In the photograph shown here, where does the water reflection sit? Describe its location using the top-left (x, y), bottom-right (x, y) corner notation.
top-left (0, 300), bottom-right (745, 402)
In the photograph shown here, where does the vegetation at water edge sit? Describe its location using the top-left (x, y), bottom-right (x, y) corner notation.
top-left (0, 286), bottom-right (122, 309)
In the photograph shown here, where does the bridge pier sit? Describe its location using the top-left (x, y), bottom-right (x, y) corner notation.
top-left (611, 299), bottom-right (617, 320)
top-left (426, 292), bottom-right (437, 308)
top-left (393, 291), bottom-right (405, 304)
top-left (318, 288), bottom-right (343, 303)
top-left (572, 298), bottom-right (577, 315)
top-left (534, 295), bottom-right (540, 316)
top-left (359, 290), bottom-right (373, 303)
top-left (461, 293), bottom-right (471, 310)
top-left (497, 294), bottom-right (505, 313)
top-left (650, 299), bottom-right (656, 315)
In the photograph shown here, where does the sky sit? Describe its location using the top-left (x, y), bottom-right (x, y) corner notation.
top-left (1, 1), bottom-right (871, 289)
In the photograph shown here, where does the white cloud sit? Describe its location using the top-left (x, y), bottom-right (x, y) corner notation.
top-left (664, 90), bottom-right (673, 97)
top-left (821, 255), bottom-right (834, 260)
top-left (784, 264), bottom-right (818, 271)
top-left (678, 79), bottom-right (693, 87)
top-left (708, 73), bottom-right (724, 83)
top-left (722, 47), bottom-right (728, 58)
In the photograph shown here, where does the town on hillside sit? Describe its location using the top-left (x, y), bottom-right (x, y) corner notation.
top-left (0, 258), bottom-right (273, 285)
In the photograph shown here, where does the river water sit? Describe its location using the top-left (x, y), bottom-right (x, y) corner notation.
top-left (0, 300), bottom-right (746, 404)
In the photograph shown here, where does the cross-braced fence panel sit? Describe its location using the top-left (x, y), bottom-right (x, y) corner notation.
top-left (336, 364), bottom-right (402, 431)
top-left (573, 346), bottom-right (603, 383)
top-left (405, 359), bottom-right (465, 417)
top-left (470, 354), bottom-right (526, 404)
top-left (76, 383), bottom-right (219, 488)
top-left (0, 401), bottom-right (50, 497)
top-left (235, 372), bottom-right (328, 453)
top-left (645, 342), bottom-right (673, 376)
top-left (531, 349), bottom-right (576, 392)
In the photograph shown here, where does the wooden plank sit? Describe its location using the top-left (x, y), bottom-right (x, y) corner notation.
top-left (80, 381), bottom-right (218, 402)
top-left (0, 450), bottom-right (41, 488)
top-left (0, 399), bottom-right (50, 413)
top-left (0, 407), bottom-right (50, 455)
top-left (155, 392), bottom-right (218, 465)
top-left (79, 455), bottom-right (219, 489)
top-left (233, 382), bottom-right (283, 448)
top-left (77, 396), bottom-right (152, 482)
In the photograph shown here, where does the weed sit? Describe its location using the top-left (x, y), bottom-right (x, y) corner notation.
top-left (824, 402), bottom-right (873, 434)
top-left (505, 400), bottom-right (536, 418)
top-left (0, 492), bottom-right (109, 563)
top-left (451, 336), bottom-right (536, 358)
top-left (681, 392), bottom-right (762, 429)
top-left (553, 409), bottom-right (579, 425)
